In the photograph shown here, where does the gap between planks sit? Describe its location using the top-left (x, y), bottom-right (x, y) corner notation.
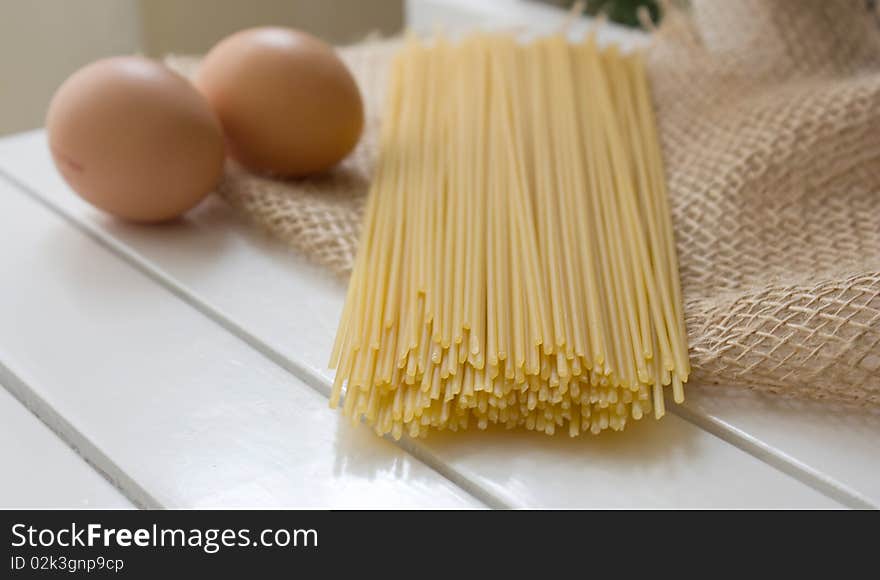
top-left (0, 360), bottom-right (157, 509)
top-left (670, 404), bottom-right (874, 509)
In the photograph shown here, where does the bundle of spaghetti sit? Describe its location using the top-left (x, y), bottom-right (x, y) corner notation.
top-left (329, 30), bottom-right (690, 438)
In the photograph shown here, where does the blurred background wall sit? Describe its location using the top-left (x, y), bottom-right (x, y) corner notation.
top-left (0, 1), bottom-right (142, 136)
top-left (0, 0), bottom-right (403, 136)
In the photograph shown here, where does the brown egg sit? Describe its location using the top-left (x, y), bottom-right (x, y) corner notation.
top-left (46, 56), bottom-right (225, 223)
top-left (196, 27), bottom-right (364, 177)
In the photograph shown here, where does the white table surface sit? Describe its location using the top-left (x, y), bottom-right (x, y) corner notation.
top-left (0, 1), bottom-right (877, 509)
top-left (3, 128), bottom-right (877, 509)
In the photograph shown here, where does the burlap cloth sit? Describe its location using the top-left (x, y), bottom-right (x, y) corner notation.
top-left (170, 0), bottom-right (880, 406)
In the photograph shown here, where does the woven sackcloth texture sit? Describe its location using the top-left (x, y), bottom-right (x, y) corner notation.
top-left (649, 0), bottom-right (880, 405)
top-left (169, 0), bottom-right (880, 406)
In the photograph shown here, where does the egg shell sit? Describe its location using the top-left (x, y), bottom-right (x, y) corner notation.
top-left (46, 56), bottom-right (225, 223)
top-left (196, 27), bottom-right (364, 177)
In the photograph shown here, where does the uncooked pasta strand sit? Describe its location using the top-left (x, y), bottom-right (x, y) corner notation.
top-left (580, 38), bottom-right (638, 387)
top-left (489, 46), bottom-right (510, 364)
top-left (380, 46), bottom-right (420, 357)
top-left (458, 38), bottom-right (476, 336)
top-left (529, 39), bottom-right (567, 351)
top-left (492, 38), bottom-right (528, 370)
top-left (485, 72), bottom-right (499, 372)
top-left (510, 42), bottom-right (553, 354)
top-left (575, 41), bottom-right (622, 381)
top-left (547, 35), bottom-right (587, 361)
top-left (603, 48), bottom-right (654, 365)
top-left (630, 51), bottom-right (690, 379)
top-left (469, 40), bottom-right (489, 365)
top-left (608, 51), bottom-right (673, 378)
top-left (589, 40), bottom-right (649, 386)
top-left (564, 41), bottom-right (606, 369)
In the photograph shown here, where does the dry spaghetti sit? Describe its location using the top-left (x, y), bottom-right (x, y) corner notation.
top-left (330, 31), bottom-right (689, 438)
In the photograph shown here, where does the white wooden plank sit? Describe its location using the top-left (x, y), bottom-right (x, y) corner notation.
top-left (0, 384), bottom-right (133, 508)
top-left (0, 175), bottom-right (481, 509)
top-left (0, 131), bottom-right (843, 508)
top-left (678, 387), bottom-right (880, 508)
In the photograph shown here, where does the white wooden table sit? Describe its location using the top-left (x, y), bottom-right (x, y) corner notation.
top-left (1, 1), bottom-right (878, 509)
